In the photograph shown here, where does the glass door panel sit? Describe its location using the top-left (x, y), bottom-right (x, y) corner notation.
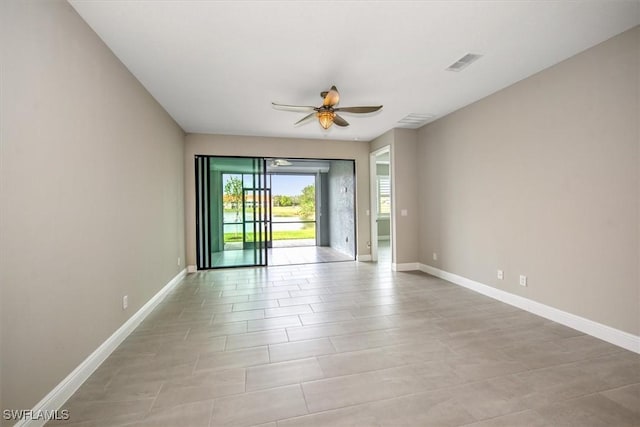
top-left (195, 156), bottom-right (269, 269)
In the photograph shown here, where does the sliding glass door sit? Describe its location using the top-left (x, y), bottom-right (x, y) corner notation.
top-left (195, 156), bottom-right (269, 269)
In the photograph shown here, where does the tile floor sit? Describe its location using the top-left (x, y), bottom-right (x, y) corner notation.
top-left (268, 246), bottom-right (354, 266)
top-left (49, 259), bottom-right (639, 426)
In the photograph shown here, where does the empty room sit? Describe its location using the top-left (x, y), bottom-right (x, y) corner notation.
top-left (1, 1), bottom-right (638, 426)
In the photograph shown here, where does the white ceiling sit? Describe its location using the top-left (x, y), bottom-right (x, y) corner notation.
top-left (69, 1), bottom-right (639, 142)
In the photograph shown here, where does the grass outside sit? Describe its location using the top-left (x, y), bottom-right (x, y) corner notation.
top-left (225, 206), bottom-right (316, 218)
top-left (223, 205), bottom-right (316, 243)
top-left (271, 206), bottom-right (301, 217)
top-left (224, 228), bottom-right (315, 242)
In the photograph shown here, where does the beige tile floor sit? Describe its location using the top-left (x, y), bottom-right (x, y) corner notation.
top-left (49, 260), bottom-right (640, 426)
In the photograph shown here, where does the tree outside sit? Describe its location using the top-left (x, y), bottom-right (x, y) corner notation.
top-left (223, 175), bottom-right (243, 222)
top-left (297, 184), bottom-right (315, 222)
top-left (273, 195), bottom-right (293, 207)
top-left (222, 174), bottom-right (316, 243)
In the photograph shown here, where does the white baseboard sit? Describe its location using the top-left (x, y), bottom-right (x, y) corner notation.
top-left (419, 264), bottom-right (640, 354)
top-left (392, 262), bottom-right (419, 272)
top-left (187, 264), bottom-right (197, 273)
top-left (357, 254), bottom-right (372, 262)
top-left (16, 269), bottom-right (187, 427)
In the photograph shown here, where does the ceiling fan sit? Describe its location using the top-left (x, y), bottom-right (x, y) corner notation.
top-left (272, 86), bottom-right (382, 130)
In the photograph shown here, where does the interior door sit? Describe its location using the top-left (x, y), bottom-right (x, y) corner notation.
top-left (195, 156), bottom-right (269, 269)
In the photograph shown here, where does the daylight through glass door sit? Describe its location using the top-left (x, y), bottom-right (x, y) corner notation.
top-left (195, 156), bottom-right (269, 269)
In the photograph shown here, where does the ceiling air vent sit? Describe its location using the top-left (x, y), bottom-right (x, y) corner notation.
top-left (446, 53), bottom-right (483, 72)
top-left (396, 113), bottom-right (434, 129)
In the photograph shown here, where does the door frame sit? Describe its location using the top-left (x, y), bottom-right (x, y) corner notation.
top-left (195, 155), bottom-right (270, 269)
top-left (369, 146), bottom-right (392, 263)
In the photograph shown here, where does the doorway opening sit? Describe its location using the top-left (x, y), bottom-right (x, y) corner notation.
top-left (195, 155), bottom-right (356, 269)
top-left (269, 173), bottom-right (316, 249)
top-left (195, 156), bottom-right (269, 269)
top-left (370, 146), bottom-right (392, 266)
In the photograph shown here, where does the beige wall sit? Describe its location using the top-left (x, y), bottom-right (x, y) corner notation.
top-left (417, 27), bottom-right (639, 334)
top-left (370, 129), bottom-right (420, 266)
top-left (184, 134), bottom-right (371, 267)
top-left (0, 0), bottom-right (185, 415)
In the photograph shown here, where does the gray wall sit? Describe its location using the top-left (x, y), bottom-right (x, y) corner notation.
top-left (1, 0), bottom-right (185, 415)
top-left (417, 27), bottom-right (639, 335)
top-left (318, 173), bottom-right (330, 246)
top-left (328, 161), bottom-right (356, 257)
top-left (184, 134), bottom-right (371, 266)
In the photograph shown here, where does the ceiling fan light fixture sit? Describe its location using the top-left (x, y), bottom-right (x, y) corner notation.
top-left (317, 111), bottom-right (335, 129)
top-left (273, 86), bottom-right (381, 130)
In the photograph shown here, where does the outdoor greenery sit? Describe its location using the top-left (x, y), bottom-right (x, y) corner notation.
top-left (223, 206), bottom-right (300, 217)
top-left (272, 195), bottom-right (293, 207)
top-left (224, 176), bottom-right (243, 221)
top-left (297, 184), bottom-right (315, 220)
top-left (222, 175), bottom-right (316, 243)
top-left (224, 228), bottom-right (315, 242)
top-left (272, 206), bottom-right (299, 217)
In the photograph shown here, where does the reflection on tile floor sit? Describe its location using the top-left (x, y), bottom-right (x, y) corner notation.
top-left (269, 246), bottom-right (353, 266)
top-left (49, 257), bottom-right (639, 426)
top-left (210, 245), bottom-right (354, 268)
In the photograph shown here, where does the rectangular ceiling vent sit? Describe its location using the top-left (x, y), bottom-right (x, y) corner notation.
top-left (446, 53), bottom-right (483, 72)
top-left (396, 113), bottom-right (434, 129)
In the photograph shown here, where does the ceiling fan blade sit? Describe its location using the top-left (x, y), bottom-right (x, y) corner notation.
top-left (333, 114), bottom-right (349, 127)
top-left (294, 112), bottom-right (316, 126)
top-left (322, 86), bottom-right (340, 107)
top-left (272, 102), bottom-right (317, 112)
top-left (334, 105), bottom-right (383, 114)
top-left (270, 159), bottom-right (292, 167)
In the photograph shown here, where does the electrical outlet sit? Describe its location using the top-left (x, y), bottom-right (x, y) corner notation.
top-left (177, 257), bottom-right (181, 266)
top-left (122, 295), bottom-right (128, 310)
top-left (519, 275), bottom-right (527, 287)
top-left (433, 252), bottom-right (438, 261)
top-left (497, 270), bottom-right (504, 280)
